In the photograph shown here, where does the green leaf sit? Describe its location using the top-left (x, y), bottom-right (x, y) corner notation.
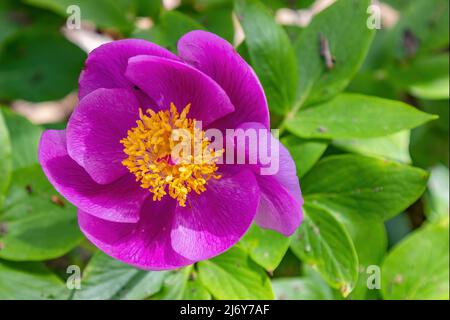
top-left (293, 0), bottom-right (374, 106)
top-left (290, 203), bottom-right (358, 296)
top-left (383, 0), bottom-right (449, 61)
top-left (285, 93), bottom-right (437, 139)
top-left (281, 135), bottom-right (328, 178)
top-left (272, 276), bottom-right (333, 300)
top-left (389, 54), bottom-right (449, 100)
top-left (424, 165), bottom-right (449, 224)
top-left (0, 260), bottom-right (68, 299)
top-left (0, 108), bottom-right (43, 170)
top-left (410, 100), bottom-right (449, 168)
top-left (132, 10), bottom-right (204, 52)
top-left (381, 222), bottom-right (449, 300)
top-left (24, 0), bottom-right (134, 33)
top-left (182, 276), bottom-right (212, 300)
top-left (134, 0), bottom-right (162, 21)
top-left (73, 252), bottom-right (168, 300)
top-left (198, 247), bottom-right (274, 299)
top-left (235, 0), bottom-right (298, 115)
top-left (0, 30), bottom-right (86, 102)
top-left (0, 165), bottom-right (83, 261)
top-left (301, 154), bottom-right (429, 221)
top-left (340, 215), bottom-right (387, 300)
top-left (0, 1), bottom-right (63, 48)
top-left (261, 0), bottom-right (315, 10)
top-left (151, 266), bottom-right (211, 300)
top-left (0, 111), bottom-right (12, 208)
top-left (239, 224), bottom-right (290, 272)
top-left (199, 5), bottom-right (234, 42)
top-left (333, 131), bottom-right (412, 164)
top-left (0, 2), bottom-right (24, 47)
top-left (410, 77), bottom-right (450, 101)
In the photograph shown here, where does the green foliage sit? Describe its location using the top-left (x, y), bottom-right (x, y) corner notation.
top-left (0, 112), bottom-right (12, 207)
top-left (0, 260), bottom-right (68, 299)
top-left (1, 108), bottom-right (43, 170)
top-left (73, 252), bottom-right (167, 300)
top-left (281, 136), bottom-right (328, 177)
top-left (0, 111), bottom-right (83, 261)
top-left (0, 30), bottom-right (86, 102)
top-left (382, 0), bottom-right (449, 61)
top-left (381, 222), bottom-right (449, 300)
top-left (235, 0), bottom-right (298, 115)
top-left (151, 266), bottom-right (213, 300)
top-left (333, 131), bottom-right (412, 164)
top-left (198, 247), bottom-right (274, 299)
top-left (424, 165), bottom-right (449, 223)
top-left (0, 0), bottom-right (447, 301)
top-left (285, 93), bottom-right (437, 139)
top-left (301, 154), bottom-right (429, 221)
top-left (272, 276), bottom-right (333, 300)
top-left (239, 224), bottom-right (291, 271)
top-left (24, 0), bottom-right (135, 34)
top-left (293, 0), bottom-right (375, 107)
top-left (0, 165), bottom-right (83, 261)
top-left (291, 204), bottom-right (358, 296)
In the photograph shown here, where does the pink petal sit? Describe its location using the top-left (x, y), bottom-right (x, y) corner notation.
top-left (38, 130), bottom-right (148, 223)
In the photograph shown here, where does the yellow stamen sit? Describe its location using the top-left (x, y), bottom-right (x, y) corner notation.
top-left (120, 103), bottom-right (222, 207)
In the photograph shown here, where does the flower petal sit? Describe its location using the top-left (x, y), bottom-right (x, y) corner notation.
top-left (235, 122), bottom-right (303, 236)
top-left (171, 169), bottom-right (259, 261)
top-left (78, 197), bottom-right (194, 270)
top-left (38, 130), bottom-right (148, 223)
top-left (254, 174), bottom-right (303, 236)
top-left (178, 30), bottom-right (269, 130)
top-left (67, 88), bottom-right (139, 185)
top-left (125, 55), bottom-right (235, 125)
top-left (78, 39), bottom-right (180, 108)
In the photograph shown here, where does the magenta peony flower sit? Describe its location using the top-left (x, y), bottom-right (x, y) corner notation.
top-left (38, 31), bottom-right (303, 270)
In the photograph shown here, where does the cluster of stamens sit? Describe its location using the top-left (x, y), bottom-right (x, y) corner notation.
top-left (120, 103), bottom-right (222, 207)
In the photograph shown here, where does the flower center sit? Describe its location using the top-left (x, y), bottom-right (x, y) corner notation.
top-left (120, 103), bottom-right (222, 207)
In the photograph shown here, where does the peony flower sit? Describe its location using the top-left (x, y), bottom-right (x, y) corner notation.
top-left (38, 31), bottom-right (303, 270)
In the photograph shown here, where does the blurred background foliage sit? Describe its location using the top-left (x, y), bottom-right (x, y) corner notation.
top-left (0, 0), bottom-right (448, 300)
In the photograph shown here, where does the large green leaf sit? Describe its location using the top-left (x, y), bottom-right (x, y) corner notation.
top-left (239, 224), bottom-right (290, 272)
top-left (285, 93), bottom-right (437, 139)
top-left (235, 0), bottom-right (297, 115)
top-left (290, 203), bottom-right (358, 296)
top-left (0, 111), bottom-right (12, 208)
top-left (381, 222), bottom-right (449, 300)
top-left (73, 252), bottom-right (168, 300)
top-left (0, 30), bottom-right (86, 102)
top-left (0, 260), bottom-right (68, 299)
top-left (0, 108), bottom-right (43, 170)
top-left (301, 154), bottom-right (429, 221)
top-left (334, 131), bottom-right (412, 164)
top-left (151, 266), bottom-right (211, 300)
top-left (281, 135), bottom-right (328, 178)
top-left (24, 0), bottom-right (134, 33)
top-left (181, 276), bottom-right (211, 300)
top-left (272, 276), bottom-right (333, 300)
top-left (293, 0), bottom-right (374, 107)
top-left (0, 165), bottom-right (83, 261)
top-left (198, 247), bottom-right (274, 299)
